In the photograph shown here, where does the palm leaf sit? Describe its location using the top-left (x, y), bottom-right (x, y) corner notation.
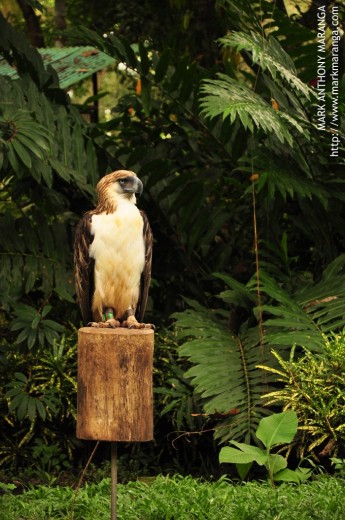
top-left (220, 32), bottom-right (313, 100)
top-left (175, 255), bottom-right (345, 445)
top-left (218, 0), bottom-right (318, 79)
top-left (261, 255), bottom-right (345, 351)
top-left (173, 299), bottom-right (274, 445)
top-left (245, 150), bottom-right (328, 204)
top-left (200, 74), bottom-right (295, 145)
top-left (0, 213), bottom-right (75, 310)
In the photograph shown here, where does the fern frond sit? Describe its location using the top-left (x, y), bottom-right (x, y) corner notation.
top-left (260, 258), bottom-right (345, 352)
top-left (250, 153), bottom-right (328, 204)
top-left (219, 1), bottom-right (318, 78)
top-left (214, 272), bottom-right (257, 309)
top-left (217, 0), bottom-right (263, 32)
top-left (220, 32), bottom-right (314, 100)
top-left (200, 74), bottom-right (294, 145)
top-left (174, 300), bottom-right (274, 444)
top-left (0, 213), bottom-right (75, 309)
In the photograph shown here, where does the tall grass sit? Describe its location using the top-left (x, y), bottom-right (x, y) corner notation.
top-left (1, 475), bottom-right (345, 519)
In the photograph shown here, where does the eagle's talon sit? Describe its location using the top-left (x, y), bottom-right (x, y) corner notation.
top-left (88, 321), bottom-right (101, 328)
top-left (106, 318), bottom-right (121, 328)
top-left (87, 320), bottom-right (120, 328)
top-left (122, 319), bottom-right (154, 330)
top-left (146, 323), bottom-right (155, 330)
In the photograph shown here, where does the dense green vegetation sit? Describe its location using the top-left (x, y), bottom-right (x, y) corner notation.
top-left (0, 0), bottom-right (344, 486)
top-left (2, 475), bottom-right (345, 519)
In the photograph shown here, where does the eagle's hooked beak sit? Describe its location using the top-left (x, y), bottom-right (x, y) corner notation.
top-left (123, 177), bottom-right (143, 197)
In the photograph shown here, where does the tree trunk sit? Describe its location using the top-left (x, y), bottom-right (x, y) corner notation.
top-left (16, 0), bottom-right (45, 47)
top-left (77, 327), bottom-right (154, 442)
top-left (54, 0), bottom-right (67, 46)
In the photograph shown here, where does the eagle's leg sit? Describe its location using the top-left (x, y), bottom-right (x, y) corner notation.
top-left (121, 308), bottom-right (155, 330)
top-left (102, 307), bottom-right (121, 328)
top-left (88, 308), bottom-right (121, 328)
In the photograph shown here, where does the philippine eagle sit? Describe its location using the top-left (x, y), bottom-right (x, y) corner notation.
top-left (74, 170), bottom-right (153, 329)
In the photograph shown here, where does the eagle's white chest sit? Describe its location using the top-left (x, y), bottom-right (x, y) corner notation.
top-left (89, 201), bottom-right (145, 318)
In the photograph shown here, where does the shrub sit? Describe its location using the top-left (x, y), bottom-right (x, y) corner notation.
top-left (0, 333), bottom-right (78, 471)
top-left (260, 329), bottom-right (345, 459)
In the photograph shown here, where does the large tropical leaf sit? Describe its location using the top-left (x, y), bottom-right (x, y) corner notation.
top-left (256, 410), bottom-right (298, 449)
top-left (173, 299), bottom-right (273, 445)
top-left (261, 255), bottom-right (345, 351)
top-left (200, 74), bottom-right (300, 145)
top-left (219, 32), bottom-right (313, 100)
top-left (0, 19), bottom-right (98, 319)
top-left (218, 0), bottom-right (318, 79)
top-left (174, 254), bottom-right (345, 445)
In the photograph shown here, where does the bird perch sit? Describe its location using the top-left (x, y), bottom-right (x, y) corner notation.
top-left (76, 327), bottom-right (154, 519)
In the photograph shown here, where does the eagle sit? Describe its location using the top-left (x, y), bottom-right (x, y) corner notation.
top-left (74, 170), bottom-right (153, 329)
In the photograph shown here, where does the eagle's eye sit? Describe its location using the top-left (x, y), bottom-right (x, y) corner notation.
top-left (119, 178), bottom-right (129, 185)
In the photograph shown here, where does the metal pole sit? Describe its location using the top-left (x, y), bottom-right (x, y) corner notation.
top-left (111, 442), bottom-right (117, 520)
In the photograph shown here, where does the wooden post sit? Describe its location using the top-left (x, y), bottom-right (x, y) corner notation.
top-left (76, 327), bottom-right (154, 519)
top-left (111, 442), bottom-right (117, 520)
top-left (77, 327), bottom-right (154, 442)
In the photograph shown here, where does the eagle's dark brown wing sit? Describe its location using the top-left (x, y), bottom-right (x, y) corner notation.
top-left (74, 212), bottom-right (94, 325)
top-left (136, 210), bottom-right (153, 322)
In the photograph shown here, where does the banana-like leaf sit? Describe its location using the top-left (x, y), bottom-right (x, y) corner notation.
top-left (219, 443), bottom-right (268, 465)
top-left (256, 410), bottom-right (298, 449)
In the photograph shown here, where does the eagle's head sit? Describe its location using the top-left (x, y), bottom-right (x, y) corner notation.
top-left (96, 170), bottom-right (143, 211)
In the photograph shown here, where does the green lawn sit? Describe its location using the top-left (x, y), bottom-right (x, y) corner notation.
top-left (1, 475), bottom-right (345, 520)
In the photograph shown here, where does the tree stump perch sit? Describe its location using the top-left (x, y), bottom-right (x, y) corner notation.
top-left (77, 327), bottom-right (154, 442)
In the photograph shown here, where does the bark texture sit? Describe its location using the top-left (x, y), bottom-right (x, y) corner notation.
top-left (77, 327), bottom-right (154, 442)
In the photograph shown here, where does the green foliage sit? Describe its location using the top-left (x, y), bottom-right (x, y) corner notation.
top-left (1, 0), bottom-right (345, 477)
top-left (5, 371), bottom-right (59, 422)
top-left (0, 482), bottom-right (17, 493)
top-left (3, 475), bottom-right (345, 519)
top-left (0, 14), bottom-right (98, 337)
top-left (212, 2), bottom-right (344, 272)
top-left (154, 360), bottom-right (197, 433)
top-left (0, 106), bottom-right (51, 171)
top-left (0, 72), bottom-right (95, 308)
top-left (167, 0), bottom-right (344, 461)
top-left (153, 330), bottom-right (208, 472)
top-left (0, 12), bottom-right (57, 90)
top-left (219, 411), bottom-right (312, 484)
top-left (200, 73), bottom-right (297, 145)
top-left (31, 439), bottom-right (71, 473)
top-left (0, 15), bottom-right (98, 476)
top-left (256, 411), bottom-right (298, 449)
top-left (0, 334), bottom-right (78, 470)
top-left (219, 32), bottom-right (313, 98)
top-left (331, 457), bottom-right (345, 477)
top-left (174, 255), bottom-right (345, 447)
top-left (173, 297), bottom-right (271, 446)
top-left (261, 256), bottom-right (345, 349)
top-left (260, 329), bottom-right (345, 459)
top-left (218, 0), bottom-right (319, 78)
top-left (10, 304), bottom-right (64, 351)
top-left (201, 23), bottom-right (315, 146)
